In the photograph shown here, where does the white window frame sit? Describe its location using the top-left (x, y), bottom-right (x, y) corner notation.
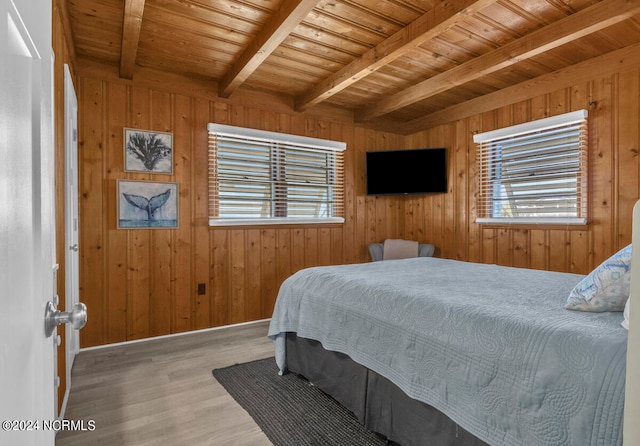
top-left (473, 110), bottom-right (588, 225)
top-left (208, 123), bottom-right (346, 226)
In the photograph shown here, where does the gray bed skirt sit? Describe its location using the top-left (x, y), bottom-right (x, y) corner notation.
top-left (285, 332), bottom-right (490, 446)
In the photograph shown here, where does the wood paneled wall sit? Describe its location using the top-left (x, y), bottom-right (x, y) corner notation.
top-left (77, 72), bottom-right (405, 347)
top-left (406, 70), bottom-right (640, 274)
top-left (77, 64), bottom-right (640, 348)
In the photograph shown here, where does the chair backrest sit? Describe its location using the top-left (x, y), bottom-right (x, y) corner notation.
top-left (368, 241), bottom-right (435, 261)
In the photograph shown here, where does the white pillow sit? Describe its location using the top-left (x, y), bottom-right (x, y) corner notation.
top-left (383, 239), bottom-right (419, 260)
top-left (622, 297), bottom-right (630, 330)
top-left (565, 244), bottom-right (632, 312)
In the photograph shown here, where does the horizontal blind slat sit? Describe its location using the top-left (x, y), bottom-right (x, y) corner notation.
top-left (476, 111), bottom-right (587, 223)
top-left (209, 125), bottom-right (345, 222)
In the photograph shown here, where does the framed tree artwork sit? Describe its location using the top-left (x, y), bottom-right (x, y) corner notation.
top-left (117, 180), bottom-right (179, 229)
top-left (123, 128), bottom-right (173, 174)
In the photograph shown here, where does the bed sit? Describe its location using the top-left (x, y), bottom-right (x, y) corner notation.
top-left (268, 204), bottom-right (640, 446)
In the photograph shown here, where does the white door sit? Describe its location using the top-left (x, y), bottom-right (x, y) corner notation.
top-left (63, 63), bottom-right (80, 405)
top-left (0, 0), bottom-right (56, 444)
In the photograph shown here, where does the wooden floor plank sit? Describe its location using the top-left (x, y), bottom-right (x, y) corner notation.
top-left (56, 321), bottom-right (274, 445)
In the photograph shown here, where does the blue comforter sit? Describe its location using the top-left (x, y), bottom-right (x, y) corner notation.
top-left (268, 257), bottom-right (627, 446)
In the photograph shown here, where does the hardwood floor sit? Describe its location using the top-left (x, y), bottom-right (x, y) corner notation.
top-left (56, 320), bottom-right (274, 446)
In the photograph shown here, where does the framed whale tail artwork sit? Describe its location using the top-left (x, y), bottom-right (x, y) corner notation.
top-left (117, 180), bottom-right (178, 229)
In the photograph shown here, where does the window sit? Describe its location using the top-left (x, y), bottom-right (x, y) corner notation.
top-left (208, 123), bottom-right (346, 226)
top-left (474, 110), bottom-right (588, 225)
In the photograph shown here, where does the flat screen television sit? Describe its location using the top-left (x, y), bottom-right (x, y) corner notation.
top-left (366, 148), bottom-right (447, 196)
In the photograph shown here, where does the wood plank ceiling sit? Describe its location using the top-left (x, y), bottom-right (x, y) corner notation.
top-left (65, 0), bottom-right (640, 133)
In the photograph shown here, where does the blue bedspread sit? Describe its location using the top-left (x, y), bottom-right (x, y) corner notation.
top-left (268, 257), bottom-right (628, 446)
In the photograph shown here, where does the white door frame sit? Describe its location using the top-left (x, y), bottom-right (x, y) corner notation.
top-left (62, 62), bottom-right (80, 419)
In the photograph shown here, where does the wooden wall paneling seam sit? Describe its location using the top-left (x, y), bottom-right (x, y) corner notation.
top-left (102, 80), bottom-right (110, 345)
top-left (192, 97), bottom-right (211, 330)
top-left (590, 76), bottom-right (615, 270)
top-left (211, 228), bottom-right (229, 328)
top-left (128, 86), bottom-right (151, 341)
top-left (80, 77), bottom-right (107, 347)
top-left (211, 100), bottom-right (229, 328)
top-left (106, 81), bottom-right (128, 344)
top-left (173, 93), bottom-right (194, 334)
top-left (497, 228), bottom-right (511, 267)
top-left (291, 228), bottom-right (305, 277)
top-left (319, 227), bottom-right (331, 266)
top-left (611, 73), bottom-right (621, 255)
top-left (230, 229), bottom-right (246, 324)
top-left (304, 228), bottom-right (318, 269)
top-left (276, 228), bottom-right (292, 305)
top-left (353, 126), bottom-right (366, 261)
top-left (188, 95), bottom-right (198, 331)
top-left (163, 93), bottom-right (178, 335)
top-left (617, 69), bottom-right (640, 249)
top-left (570, 230), bottom-right (589, 274)
top-left (330, 122), bottom-right (347, 265)
top-left (437, 127), bottom-right (448, 258)
top-left (149, 90), bottom-right (173, 337)
top-left (467, 114), bottom-right (480, 264)
top-left (365, 133), bottom-right (386, 244)
top-left (548, 230), bottom-right (567, 273)
top-left (261, 228), bottom-right (277, 319)
top-left (422, 180), bottom-right (432, 254)
top-left (365, 129), bottom-right (378, 246)
top-left (565, 83), bottom-right (595, 274)
top-left (330, 226), bottom-right (344, 266)
top-left (529, 229), bottom-right (548, 272)
top-left (246, 228), bottom-right (262, 321)
top-left (443, 124), bottom-right (456, 260)
top-left (452, 120), bottom-right (465, 261)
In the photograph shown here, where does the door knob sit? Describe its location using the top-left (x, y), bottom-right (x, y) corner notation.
top-left (44, 301), bottom-right (87, 338)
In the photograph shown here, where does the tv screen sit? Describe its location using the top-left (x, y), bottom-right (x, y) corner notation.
top-left (366, 148), bottom-right (447, 196)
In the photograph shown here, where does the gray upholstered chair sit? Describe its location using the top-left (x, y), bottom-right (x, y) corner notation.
top-left (368, 240), bottom-right (435, 262)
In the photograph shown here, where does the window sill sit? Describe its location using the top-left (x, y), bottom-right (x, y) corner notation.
top-left (476, 217), bottom-right (588, 230)
top-left (476, 217), bottom-right (586, 225)
top-left (209, 217), bottom-right (345, 227)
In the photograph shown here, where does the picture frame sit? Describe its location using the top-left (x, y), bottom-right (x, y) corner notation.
top-left (117, 180), bottom-right (179, 229)
top-left (123, 128), bottom-right (173, 174)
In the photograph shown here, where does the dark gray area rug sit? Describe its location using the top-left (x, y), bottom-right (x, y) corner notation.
top-left (212, 357), bottom-right (387, 446)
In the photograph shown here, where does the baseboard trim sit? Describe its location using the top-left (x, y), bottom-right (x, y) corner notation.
top-left (79, 318), bottom-right (271, 352)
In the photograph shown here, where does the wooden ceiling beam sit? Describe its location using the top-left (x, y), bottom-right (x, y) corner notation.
top-left (294, 0), bottom-right (498, 112)
top-left (218, 0), bottom-right (318, 98)
top-left (120, 0), bottom-right (146, 79)
top-left (401, 41), bottom-right (640, 134)
top-left (356, 0), bottom-right (640, 122)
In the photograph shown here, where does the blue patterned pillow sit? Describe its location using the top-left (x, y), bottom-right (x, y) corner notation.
top-left (565, 244), bottom-right (632, 312)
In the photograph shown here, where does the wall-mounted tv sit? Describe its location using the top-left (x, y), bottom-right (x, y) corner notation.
top-left (366, 148), bottom-right (447, 196)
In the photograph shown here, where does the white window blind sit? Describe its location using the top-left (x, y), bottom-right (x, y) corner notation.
top-left (208, 123), bottom-right (346, 226)
top-left (473, 110), bottom-right (588, 225)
